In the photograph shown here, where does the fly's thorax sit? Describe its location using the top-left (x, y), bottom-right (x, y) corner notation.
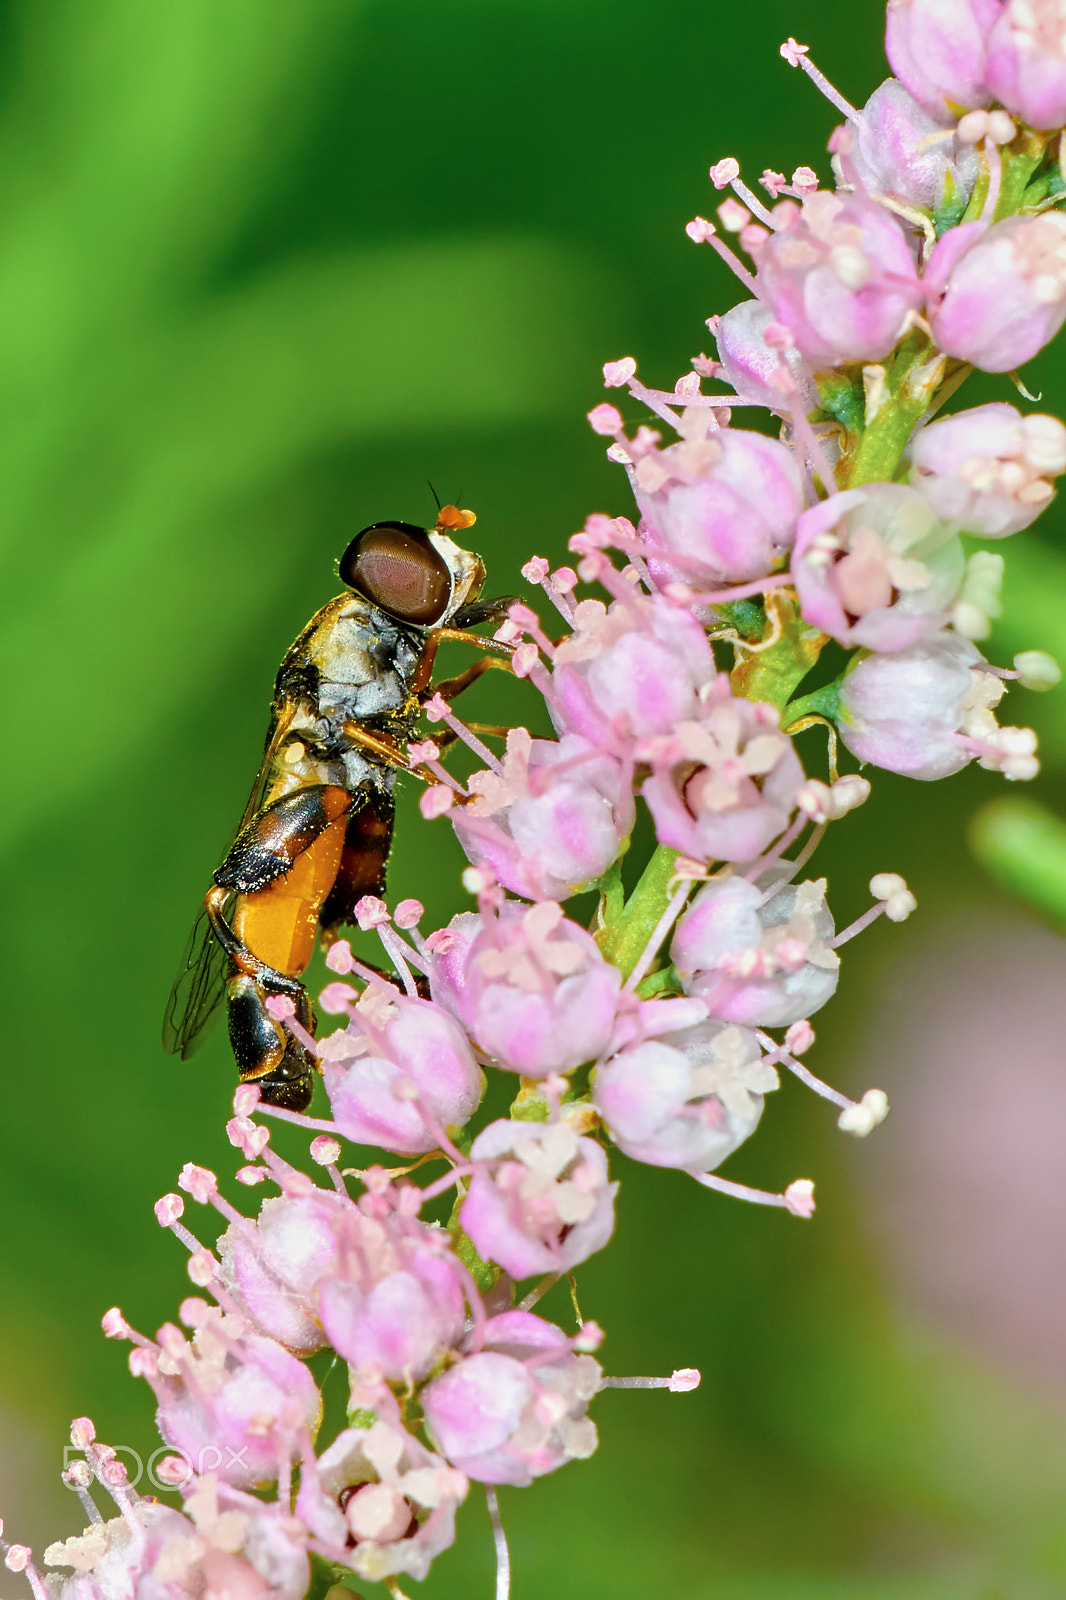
top-left (282, 593), bottom-right (425, 723)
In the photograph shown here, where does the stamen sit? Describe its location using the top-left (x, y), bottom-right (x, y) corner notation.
top-left (685, 216), bottom-right (761, 294)
top-left (423, 694), bottom-right (505, 775)
top-left (780, 38), bottom-right (861, 124)
top-left (828, 900), bottom-right (886, 947)
top-left (517, 1272), bottom-right (562, 1312)
top-left (61, 1463), bottom-right (103, 1525)
top-left (756, 1032), bottom-right (853, 1111)
top-left (599, 1369), bottom-right (701, 1391)
top-left (670, 570), bottom-right (795, 608)
top-left (485, 1487), bottom-right (511, 1600)
top-left (624, 879), bottom-right (692, 992)
top-left (694, 1170), bottom-right (816, 1216)
top-left (981, 136), bottom-right (1003, 226)
top-left (746, 811), bottom-right (809, 883)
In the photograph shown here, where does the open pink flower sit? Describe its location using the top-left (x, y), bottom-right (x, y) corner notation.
top-left (451, 727), bottom-right (634, 901)
top-left (672, 873), bottom-right (840, 1028)
top-left (460, 1119), bottom-right (617, 1279)
top-left (46, 1478), bottom-right (309, 1600)
top-left (910, 402), bottom-right (1066, 535)
top-left (792, 483), bottom-right (964, 651)
top-left (594, 1018), bottom-right (778, 1173)
top-left (756, 191), bottom-right (923, 368)
top-left (550, 591), bottom-right (714, 750)
top-left (315, 1201), bottom-right (466, 1382)
top-left (133, 1309), bottom-right (321, 1489)
top-left (839, 630), bottom-right (1039, 781)
top-left (320, 987), bottom-right (482, 1154)
top-left (430, 901), bottom-right (623, 1078)
top-left (641, 677), bottom-right (805, 864)
top-left (629, 412), bottom-right (805, 586)
top-left (421, 1312), bottom-right (601, 1486)
top-left (296, 1420), bottom-right (467, 1584)
top-left (218, 1187), bottom-right (353, 1354)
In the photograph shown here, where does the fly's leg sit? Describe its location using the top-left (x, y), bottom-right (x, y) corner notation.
top-left (205, 784), bottom-right (355, 1111)
top-left (425, 654), bottom-right (513, 705)
top-left (205, 886), bottom-right (318, 1111)
top-left (411, 617), bottom-right (516, 698)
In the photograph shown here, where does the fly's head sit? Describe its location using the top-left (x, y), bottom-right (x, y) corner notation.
top-left (337, 505), bottom-right (492, 631)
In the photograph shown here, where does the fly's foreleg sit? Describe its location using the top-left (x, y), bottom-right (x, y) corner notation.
top-left (411, 619), bottom-right (515, 698)
top-left (426, 653), bottom-right (512, 705)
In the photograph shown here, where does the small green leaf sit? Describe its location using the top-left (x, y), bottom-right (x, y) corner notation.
top-left (815, 370), bottom-right (865, 435)
top-left (636, 963), bottom-right (681, 999)
top-left (714, 597), bottom-right (767, 643)
top-left (730, 590), bottom-right (827, 711)
top-left (785, 679), bottom-right (843, 728)
top-left (595, 843), bottom-right (679, 980)
top-left (305, 1555), bottom-right (360, 1600)
top-left (346, 1406), bottom-right (377, 1431)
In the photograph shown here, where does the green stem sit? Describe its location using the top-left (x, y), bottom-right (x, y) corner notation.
top-left (843, 334), bottom-right (949, 488)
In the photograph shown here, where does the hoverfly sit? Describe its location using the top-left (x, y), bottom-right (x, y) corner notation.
top-left (162, 507), bottom-right (514, 1111)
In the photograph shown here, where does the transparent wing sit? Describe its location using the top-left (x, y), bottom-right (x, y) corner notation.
top-left (161, 698), bottom-right (299, 1060)
top-left (161, 905), bottom-right (228, 1059)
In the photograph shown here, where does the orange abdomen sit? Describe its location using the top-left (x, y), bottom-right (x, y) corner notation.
top-left (233, 811), bottom-right (348, 975)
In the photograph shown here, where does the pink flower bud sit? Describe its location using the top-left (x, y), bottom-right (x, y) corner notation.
top-left (594, 1018), bottom-right (778, 1172)
top-left (630, 416), bottom-right (805, 586)
top-left (671, 873), bottom-right (839, 1028)
top-left (714, 298), bottom-right (819, 413)
top-left (218, 1188), bottom-right (356, 1352)
top-left (838, 629), bottom-right (1036, 780)
top-left (316, 1210), bottom-right (467, 1382)
top-left (846, 79), bottom-right (978, 214)
top-left (757, 192), bottom-right (923, 368)
top-left (910, 402), bottom-right (1066, 534)
top-left (460, 1119), bottom-right (618, 1279)
top-left (793, 483), bottom-right (964, 652)
top-left (322, 992), bottom-right (482, 1154)
top-left (986, 0), bottom-right (1066, 130)
top-left (431, 901), bottom-right (622, 1079)
top-left (884, 0), bottom-right (998, 119)
top-left (641, 678), bottom-right (806, 864)
top-left (927, 212), bottom-right (1066, 372)
top-left (141, 1311), bottom-right (322, 1488)
top-left (451, 729), bottom-right (635, 901)
top-left (421, 1312), bottom-right (601, 1486)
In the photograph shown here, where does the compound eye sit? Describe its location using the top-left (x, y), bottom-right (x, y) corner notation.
top-left (338, 522), bottom-right (452, 624)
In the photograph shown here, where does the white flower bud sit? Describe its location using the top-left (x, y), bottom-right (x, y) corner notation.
top-left (869, 873), bottom-right (917, 921)
top-left (952, 551), bottom-right (1004, 640)
top-left (837, 1088), bottom-right (890, 1137)
top-left (830, 774), bottom-right (871, 815)
top-left (1013, 650), bottom-right (1062, 691)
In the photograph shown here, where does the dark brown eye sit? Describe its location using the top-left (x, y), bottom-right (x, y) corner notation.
top-left (338, 522), bottom-right (452, 624)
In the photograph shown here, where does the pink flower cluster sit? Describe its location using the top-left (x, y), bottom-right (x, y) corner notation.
top-left (8, 6), bottom-right (1066, 1598)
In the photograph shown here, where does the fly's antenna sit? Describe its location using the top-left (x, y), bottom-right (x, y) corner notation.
top-left (426, 479), bottom-right (443, 513)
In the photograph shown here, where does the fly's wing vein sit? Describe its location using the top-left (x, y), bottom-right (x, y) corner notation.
top-left (161, 907), bottom-right (228, 1059)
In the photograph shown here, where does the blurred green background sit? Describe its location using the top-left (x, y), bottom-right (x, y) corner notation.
top-left (3, 0), bottom-right (1066, 1594)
